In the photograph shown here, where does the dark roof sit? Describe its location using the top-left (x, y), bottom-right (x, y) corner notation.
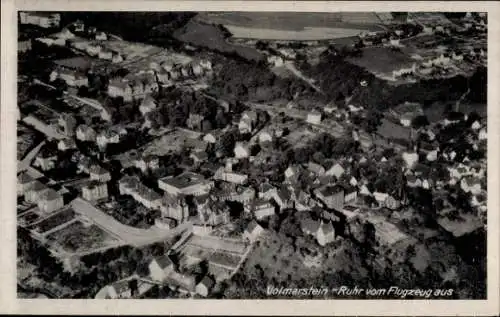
top-left (40, 188), bottom-right (60, 201)
top-left (154, 254), bottom-right (173, 269)
top-left (18, 173), bottom-right (34, 184)
top-left (246, 220), bottom-right (262, 234)
top-left (90, 165), bottom-right (109, 175)
top-left (301, 217), bottom-right (320, 233)
top-left (159, 172), bottom-right (207, 189)
top-left (319, 221), bottom-right (335, 235)
top-left (318, 184), bottom-right (344, 197)
top-left (198, 275), bottom-right (215, 290)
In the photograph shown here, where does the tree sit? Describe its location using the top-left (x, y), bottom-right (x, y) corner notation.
top-left (412, 115), bottom-right (430, 128)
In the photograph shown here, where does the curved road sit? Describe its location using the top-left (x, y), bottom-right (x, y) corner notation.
top-left (71, 198), bottom-right (192, 248)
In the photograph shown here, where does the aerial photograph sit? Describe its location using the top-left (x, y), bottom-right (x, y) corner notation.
top-left (16, 11), bottom-right (487, 299)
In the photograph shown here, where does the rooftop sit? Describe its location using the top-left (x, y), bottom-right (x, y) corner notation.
top-left (159, 172), bottom-right (207, 189)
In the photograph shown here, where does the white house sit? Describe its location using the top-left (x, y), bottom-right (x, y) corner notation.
top-left (148, 255), bottom-right (174, 282)
top-left (325, 163), bottom-right (345, 179)
top-left (402, 152), bottom-right (419, 169)
top-left (460, 177), bottom-right (482, 195)
top-left (234, 142), bottom-right (250, 159)
top-left (306, 111), bottom-right (322, 125)
top-left (243, 220), bottom-right (264, 243)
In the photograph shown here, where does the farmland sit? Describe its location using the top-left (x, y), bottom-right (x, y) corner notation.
top-left (195, 12), bottom-right (383, 41)
top-left (196, 12), bottom-right (385, 31)
top-left (173, 20), bottom-right (264, 62)
top-left (347, 46), bottom-right (416, 75)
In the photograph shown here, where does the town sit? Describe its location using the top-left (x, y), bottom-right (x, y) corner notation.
top-left (16, 11), bottom-right (487, 299)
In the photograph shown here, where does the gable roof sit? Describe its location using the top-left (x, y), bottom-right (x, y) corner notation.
top-left (153, 254), bottom-right (173, 269)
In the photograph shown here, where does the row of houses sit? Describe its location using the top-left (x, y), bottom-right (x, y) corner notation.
top-left (18, 173), bottom-right (64, 213)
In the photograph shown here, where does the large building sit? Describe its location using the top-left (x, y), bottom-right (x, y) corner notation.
top-left (19, 12), bottom-right (61, 28)
top-left (314, 184), bottom-right (345, 211)
top-left (37, 188), bottom-right (64, 213)
top-left (82, 181), bottom-right (109, 201)
top-left (158, 172), bottom-right (213, 197)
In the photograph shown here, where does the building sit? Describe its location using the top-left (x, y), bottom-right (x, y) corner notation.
top-left (306, 111), bottom-right (322, 125)
top-left (187, 113), bottom-right (205, 130)
top-left (95, 31), bottom-right (108, 41)
top-left (134, 155), bottom-right (160, 173)
top-left (214, 167), bottom-right (248, 185)
top-left (301, 217), bottom-right (321, 236)
top-left (82, 181), bottom-right (108, 201)
top-left (308, 162), bottom-right (326, 176)
top-left (139, 95), bottom-right (158, 116)
top-left (344, 186), bottom-right (358, 204)
top-left (149, 255), bottom-right (175, 282)
top-left (50, 69), bottom-right (89, 87)
top-left (460, 176), bottom-right (482, 195)
top-left (402, 152), bottom-right (419, 169)
top-left (258, 183), bottom-right (277, 200)
top-left (37, 188), bottom-right (64, 213)
top-left (325, 163), bottom-right (345, 179)
top-left (316, 221), bottom-right (336, 246)
top-left (161, 194), bottom-right (189, 223)
top-left (19, 12), bottom-right (61, 28)
top-left (158, 172), bottom-right (213, 197)
top-left (190, 150), bottom-right (208, 166)
top-left (314, 185), bottom-right (344, 211)
top-left (247, 198), bottom-right (275, 220)
top-left (25, 181), bottom-right (47, 203)
top-left (58, 138), bottom-right (77, 151)
top-left (34, 152), bottom-right (57, 171)
top-left (17, 173), bottom-right (35, 196)
top-left (58, 113), bottom-right (77, 137)
top-left (18, 39), bottom-right (32, 53)
top-left (76, 125), bottom-right (97, 142)
top-left (195, 276), bottom-right (215, 297)
top-left (107, 79), bottom-right (133, 101)
top-left (96, 128), bottom-right (126, 149)
top-left (243, 220), bottom-right (264, 243)
top-left (234, 142), bottom-right (250, 159)
top-left (89, 165), bottom-right (111, 182)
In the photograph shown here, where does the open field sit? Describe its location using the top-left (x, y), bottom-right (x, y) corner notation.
top-left (196, 12), bottom-right (384, 32)
top-left (174, 20), bottom-right (264, 61)
top-left (347, 47), bottom-right (416, 75)
top-left (142, 128), bottom-right (200, 157)
top-left (45, 220), bottom-right (121, 254)
top-left (223, 25), bottom-right (367, 41)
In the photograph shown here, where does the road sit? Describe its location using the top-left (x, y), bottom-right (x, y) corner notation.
top-left (284, 61), bottom-right (323, 93)
top-left (71, 198), bottom-right (192, 248)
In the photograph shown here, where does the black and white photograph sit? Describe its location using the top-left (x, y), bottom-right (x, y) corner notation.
top-left (2, 1), bottom-right (499, 315)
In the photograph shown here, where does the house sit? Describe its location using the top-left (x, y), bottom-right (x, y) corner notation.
top-left (306, 110), bottom-right (322, 125)
top-left (316, 221), bottom-right (336, 246)
top-left (349, 177), bottom-right (358, 187)
top-left (107, 79), bottom-right (133, 101)
top-left (406, 175), bottom-right (422, 188)
top-left (258, 131), bottom-right (273, 144)
top-left (187, 113), bottom-right (205, 130)
top-left (58, 138), bottom-right (77, 151)
top-left (96, 128), bottom-right (125, 149)
top-left (203, 131), bottom-right (221, 144)
top-left (460, 176), bottom-right (482, 195)
top-left (161, 194), bottom-right (189, 223)
top-left (50, 69), bottom-right (88, 87)
top-left (308, 162), bottom-right (326, 176)
top-left (247, 198), bottom-right (275, 220)
top-left (95, 31), bottom-right (107, 41)
top-left (17, 173), bottom-right (35, 196)
top-left (373, 192), bottom-right (400, 210)
top-left (34, 152), bottom-right (57, 171)
top-left (149, 255), bottom-right (175, 282)
top-left (82, 181), bottom-right (108, 201)
top-left (243, 220), bottom-right (264, 243)
top-left (344, 186), bottom-right (358, 204)
top-left (25, 181), bottom-right (47, 203)
top-left (98, 49), bottom-right (113, 60)
top-left (76, 125), bottom-right (97, 142)
top-left (86, 42), bottom-right (102, 56)
top-left (314, 185), bottom-right (344, 211)
top-left (18, 39), bottom-right (32, 53)
top-left (258, 183), bottom-right (277, 200)
top-left (234, 142), bottom-right (250, 159)
top-left (400, 113), bottom-right (413, 127)
top-left (195, 276), bottom-right (215, 297)
top-left (190, 150), bottom-right (208, 166)
top-left (402, 152), bottom-right (419, 169)
top-left (301, 217), bottom-right (321, 236)
top-left (58, 114), bottom-right (77, 136)
top-left (134, 185), bottom-right (163, 210)
top-left (37, 188), bottom-right (64, 213)
top-left (135, 155), bottom-right (160, 173)
top-left (214, 167), bottom-right (248, 185)
top-left (478, 127), bottom-right (487, 141)
top-left (271, 187), bottom-right (293, 210)
top-left (238, 117), bottom-right (253, 134)
top-left (89, 165), bottom-right (111, 182)
top-left (325, 163), bottom-right (345, 179)
top-left (158, 172), bottom-right (213, 197)
top-left (284, 164), bottom-right (303, 182)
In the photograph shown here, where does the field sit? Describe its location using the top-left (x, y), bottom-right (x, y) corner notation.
top-left (196, 12), bottom-right (384, 31)
top-left (347, 47), bottom-right (416, 75)
top-left (195, 12), bottom-right (383, 41)
top-left (173, 20), bottom-right (264, 62)
top-left (46, 220), bottom-right (120, 254)
top-left (30, 208), bottom-right (76, 234)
